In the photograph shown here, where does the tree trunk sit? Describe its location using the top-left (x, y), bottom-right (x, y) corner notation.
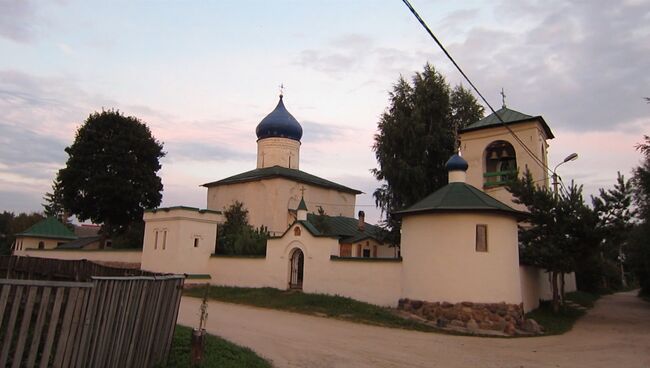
top-left (619, 245), bottom-right (628, 289)
top-left (560, 272), bottom-right (565, 305)
top-left (551, 271), bottom-right (560, 313)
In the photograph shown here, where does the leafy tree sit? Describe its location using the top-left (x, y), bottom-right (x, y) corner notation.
top-left (629, 135), bottom-right (650, 294)
top-left (57, 110), bottom-right (165, 239)
top-left (592, 172), bottom-right (636, 289)
top-left (508, 172), bottom-right (599, 312)
top-left (217, 202), bottom-right (268, 255)
top-left (372, 64), bottom-right (484, 244)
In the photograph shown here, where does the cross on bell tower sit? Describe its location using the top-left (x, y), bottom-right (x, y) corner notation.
top-left (500, 88), bottom-right (507, 108)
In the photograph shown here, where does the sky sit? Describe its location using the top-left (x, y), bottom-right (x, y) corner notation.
top-left (0, 0), bottom-right (648, 224)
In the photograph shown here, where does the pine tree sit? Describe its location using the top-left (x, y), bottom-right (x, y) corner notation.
top-left (372, 64), bottom-right (484, 244)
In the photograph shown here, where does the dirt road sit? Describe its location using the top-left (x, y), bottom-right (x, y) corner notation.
top-left (177, 291), bottom-right (650, 367)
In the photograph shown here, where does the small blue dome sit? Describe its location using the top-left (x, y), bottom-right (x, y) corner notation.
top-left (256, 96), bottom-right (303, 141)
top-left (446, 154), bottom-right (468, 172)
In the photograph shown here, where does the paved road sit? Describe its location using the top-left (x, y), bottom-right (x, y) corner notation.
top-left (177, 291), bottom-right (650, 367)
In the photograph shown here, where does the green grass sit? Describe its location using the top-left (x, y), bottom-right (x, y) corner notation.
top-left (565, 290), bottom-right (600, 308)
top-left (164, 325), bottom-right (272, 368)
top-left (525, 291), bottom-right (600, 335)
top-left (184, 286), bottom-right (437, 332)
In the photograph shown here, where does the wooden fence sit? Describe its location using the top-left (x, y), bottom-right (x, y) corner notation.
top-left (0, 257), bottom-right (184, 367)
top-left (0, 256), bottom-right (157, 281)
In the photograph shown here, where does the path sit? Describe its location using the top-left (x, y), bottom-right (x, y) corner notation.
top-left (177, 291), bottom-right (650, 367)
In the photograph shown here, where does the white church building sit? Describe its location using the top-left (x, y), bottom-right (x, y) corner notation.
top-left (15, 94), bottom-right (576, 333)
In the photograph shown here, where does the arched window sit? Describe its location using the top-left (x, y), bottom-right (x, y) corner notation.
top-left (38, 241), bottom-right (44, 249)
top-left (294, 227), bottom-right (301, 236)
top-left (484, 140), bottom-right (517, 187)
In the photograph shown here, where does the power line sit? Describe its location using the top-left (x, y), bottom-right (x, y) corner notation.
top-left (400, 0), bottom-right (553, 176)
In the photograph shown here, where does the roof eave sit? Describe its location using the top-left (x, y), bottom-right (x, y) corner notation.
top-left (460, 116), bottom-right (554, 139)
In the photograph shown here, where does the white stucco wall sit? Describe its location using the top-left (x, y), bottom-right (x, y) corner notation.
top-left (141, 208), bottom-right (222, 275)
top-left (206, 177), bottom-right (357, 235)
top-left (13, 236), bottom-right (67, 251)
top-left (401, 212), bottom-right (522, 305)
top-left (460, 121), bottom-right (551, 211)
top-left (206, 222), bottom-right (403, 306)
top-left (520, 265), bottom-right (578, 312)
top-left (14, 248), bottom-right (142, 265)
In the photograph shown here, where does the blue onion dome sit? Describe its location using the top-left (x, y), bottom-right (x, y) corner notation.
top-left (446, 154), bottom-right (469, 172)
top-left (255, 95), bottom-right (303, 141)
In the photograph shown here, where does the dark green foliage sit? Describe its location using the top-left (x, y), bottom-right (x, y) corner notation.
top-left (629, 135), bottom-right (650, 294)
top-left (508, 172), bottom-right (600, 312)
top-left (57, 110), bottom-right (165, 238)
top-left (0, 212), bottom-right (45, 255)
top-left (184, 286), bottom-right (436, 332)
top-left (42, 177), bottom-right (68, 222)
top-left (216, 202), bottom-right (267, 256)
top-left (111, 220), bottom-right (145, 249)
top-left (591, 172), bottom-right (636, 290)
top-left (165, 325), bottom-right (271, 368)
top-left (311, 206), bottom-right (331, 233)
top-left (372, 64), bottom-right (484, 244)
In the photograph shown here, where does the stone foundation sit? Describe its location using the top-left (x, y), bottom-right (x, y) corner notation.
top-left (398, 298), bottom-right (542, 335)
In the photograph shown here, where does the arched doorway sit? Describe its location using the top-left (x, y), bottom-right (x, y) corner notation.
top-left (289, 248), bottom-right (304, 290)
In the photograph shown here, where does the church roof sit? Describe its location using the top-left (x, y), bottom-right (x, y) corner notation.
top-left (282, 213), bottom-right (383, 244)
top-left (393, 182), bottom-right (525, 218)
top-left (56, 236), bottom-right (102, 249)
top-left (460, 106), bottom-right (554, 139)
top-left (297, 197), bottom-right (308, 211)
top-left (255, 96), bottom-right (303, 141)
top-left (16, 217), bottom-right (78, 240)
top-left (202, 165), bottom-right (362, 194)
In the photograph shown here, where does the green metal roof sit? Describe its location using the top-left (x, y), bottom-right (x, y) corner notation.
top-left (305, 213), bottom-right (383, 244)
top-left (273, 213), bottom-right (383, 244)
top-left (460, 106), bottom-right (554, 139)
top-left (16, 217), bottom-right (78, 240)
top-left (202, 166), bottom-right (362, 195)
top-left (394, 182), bottom-right (525, 218)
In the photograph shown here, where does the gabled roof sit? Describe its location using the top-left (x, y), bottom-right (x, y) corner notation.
top-left (394, 182), bottom-right (525, 218)
top-left (57, 236), bottom-right (102, 249)
top-left (16, 217), bottom-right (77, 241)
top-left (274, 213), bottom-right (384, 244)
top-left (460, 106), bottom-right (554, 139)
top-left (202, 165), bottom-right (362, 195)
top-left (306, 213), bottom-right (383, 244)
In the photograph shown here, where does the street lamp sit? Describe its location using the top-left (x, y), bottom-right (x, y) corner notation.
top-left (552, 153), bottom-right (578, 195)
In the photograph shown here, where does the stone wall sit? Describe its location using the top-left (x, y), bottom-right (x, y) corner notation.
top-left (398, 298), bottom-right (542, 336)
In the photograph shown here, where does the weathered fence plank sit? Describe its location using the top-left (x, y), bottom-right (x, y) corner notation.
top-left (26, 286), bottom-right (51, 367)
top-left (11, 285), bottom-right (37, 368)
top-left (0, 256), bottom-right (184, 367)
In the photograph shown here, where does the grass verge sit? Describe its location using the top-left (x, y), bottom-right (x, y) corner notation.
top-left (184, 286), bottom-right (437, 332)
top-left (165, 325), bottom-right (272, 368)
top-left (525, 291), bottom-right (600, 335)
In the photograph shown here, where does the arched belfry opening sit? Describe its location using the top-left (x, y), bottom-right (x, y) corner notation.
top-left (484, 140), bottom-right (517, 187)
top-left (289, 248), bottom-right (304, 290)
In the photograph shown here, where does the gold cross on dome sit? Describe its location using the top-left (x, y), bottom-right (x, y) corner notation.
top-left (299, 185), bottom-right (306, 197)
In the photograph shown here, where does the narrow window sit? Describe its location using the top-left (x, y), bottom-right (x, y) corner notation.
top-left (372, 245), bottom-right (377, 258)
top-left (194, 238), bottom-right (199, 248)
top-left (294, 227), bottom-right (301, 236)
top-left (162, 230), bottom-right (167, 250)
top-left (154, 231), bottom-right (159, 250)
top-left (38, 241), bottom-right (44, 249)
top-left (476, 225), bottom-right (488, 252)
top-left (363, 248), bottom-right (370, 258)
